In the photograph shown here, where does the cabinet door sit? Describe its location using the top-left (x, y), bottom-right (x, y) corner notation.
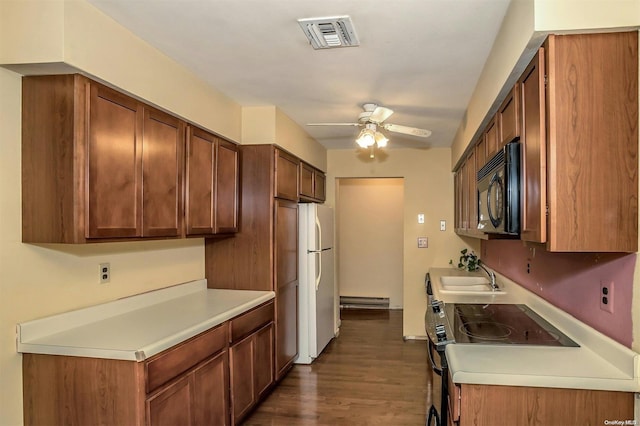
top-left (274, 149), bottom-right (299, 201)
top-left (497, 85), bottom-right (520, 149)
top-left (484, 117), bottom-right (499, 159)
top-left (276, 281), bottom-right (298, 380)
top-left (215, 139), bottom-right (239, 233)
top-left (87, 83), bottom-right (143, 238)
top-left (454, 170), bottom-right (462, 231)
top-left (254, 323), bottom-right (274, 399)
top-left (146, 375), bottom-right (193, 426)
top-left (466, 151), bottom-right (478, 233)
top-left (192, 351), bottom-right (229, 426)
top-left (274, 199), bottom-right (298, 379)
top-left (475, 137), bottom-right (487, 171)
top-left (229, 335), bottom-right (255, 424)
top-left (185, 127), bottom-right (216, 235)
top-left (142, 107), bottom-right (184, 237)
top-left (299, 163), bottom-right (315, 198)
top-left (518, 48), bottom-right (547, 244)
top-left (314, 170), bottom-right (326, 202)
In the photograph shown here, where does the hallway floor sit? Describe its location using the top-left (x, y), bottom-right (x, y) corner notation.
top-left (243, 309), bottom-right (433, 425)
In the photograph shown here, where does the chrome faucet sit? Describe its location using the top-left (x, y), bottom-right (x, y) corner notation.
top-left (478, 263), bottom-right (499, 291)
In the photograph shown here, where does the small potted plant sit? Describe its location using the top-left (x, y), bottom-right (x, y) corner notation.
top-left (450, 248), bottom-right (480, 272)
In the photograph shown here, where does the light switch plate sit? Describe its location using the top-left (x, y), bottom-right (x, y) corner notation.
top-left (417, 237), bottom-right (428, 248)
top-left (440, 220), bottom-right (446, 231)
top-left (418, 214), bottom-right (425, 224)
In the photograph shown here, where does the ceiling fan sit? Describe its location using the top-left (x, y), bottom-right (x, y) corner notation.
top-left (307, 103), bottom-right (432, 156)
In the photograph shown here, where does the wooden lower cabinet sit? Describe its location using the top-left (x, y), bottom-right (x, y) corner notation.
top-left (22, 311), bottom-right (278, 426)
top-left (147, 375), bottom-right (193, 426)
top-left (229, 302), bottom-right (275, 425)
top-left (449, 379), bottom-right (634, 426)
top-left (229, 324), bottom-right (274, 424)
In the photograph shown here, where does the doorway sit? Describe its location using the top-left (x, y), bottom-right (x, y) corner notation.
top-left (336, 178), bottom-right (404, 309)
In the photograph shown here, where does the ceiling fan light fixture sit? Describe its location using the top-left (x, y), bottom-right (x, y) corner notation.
top-left (374, 132), bottom-right (388, 148)
top-left (356, 128), bottom-right (375, 148)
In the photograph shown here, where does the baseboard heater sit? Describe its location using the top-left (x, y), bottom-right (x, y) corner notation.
top-left (340, 296), bottom-right (390, 310)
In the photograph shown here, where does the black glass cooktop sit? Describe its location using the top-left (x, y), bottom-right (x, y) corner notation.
top-left (448, 304), bottom-right (579, 347)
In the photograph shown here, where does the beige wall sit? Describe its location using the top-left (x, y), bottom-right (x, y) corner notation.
top-left (336, 178), bottom-right (404, 308)
top-left (242, 106), bottom-right (327, 170)
top-left (326, 148), bottom-right (475, 337)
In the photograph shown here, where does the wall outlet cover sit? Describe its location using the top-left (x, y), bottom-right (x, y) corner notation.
top-left (417, 237), bottom-right (428, 248)
top-left (599, 281), bottom-right (614, 313)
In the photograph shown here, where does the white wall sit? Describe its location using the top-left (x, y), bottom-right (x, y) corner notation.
top-left (336, 178), bottom-right (404, 308)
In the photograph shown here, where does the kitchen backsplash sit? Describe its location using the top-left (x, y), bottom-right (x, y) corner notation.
top-left (481, 239), bottom-right (635, 347)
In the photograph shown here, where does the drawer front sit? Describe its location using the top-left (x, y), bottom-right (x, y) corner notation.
top-left (230, 301), bottom-right (274, 343)
top-left (146, 323), bottom-right (228, 393)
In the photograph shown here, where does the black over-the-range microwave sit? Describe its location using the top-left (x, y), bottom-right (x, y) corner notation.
top-left (476, 141), bottom-right (521, 235)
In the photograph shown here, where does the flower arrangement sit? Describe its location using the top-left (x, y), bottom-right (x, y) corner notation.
top-left (449, 248), bottom-right (481, 272)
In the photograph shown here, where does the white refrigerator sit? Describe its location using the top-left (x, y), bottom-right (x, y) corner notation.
top-left (295, 203), bottom-right (336, 364)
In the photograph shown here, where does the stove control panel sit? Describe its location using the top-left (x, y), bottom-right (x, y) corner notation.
top-left (425, 300), bottom-right (455, 348)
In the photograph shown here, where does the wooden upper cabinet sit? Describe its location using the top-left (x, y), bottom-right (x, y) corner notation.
top-left (299, 161), bottom-right (326, 203)
top-left (518, 48), bottom-right (547, 245)
top-left (484, 116), bottom-right (499, 159)
top-left (21, 74), bottom-right (239, 243)
top-left (185, 127), bottom-right (239, 236)
top-left (517, 32), bottom-right (638, 252)
top-left (87, 83), bottom-right (143, 239)
top-left (23, 75), bottom-right (185, 242)
top-left (215, 139), bottom-right (239, 233)
top-left (186, 126), bottom-right (216, 236)
top-left (141, 107), bottom-right (184, 238)
top-left (543, 32), bottom-right (638, 252)
top-left (497, 84), bottom-right (520, 149)
top-left (454, 151), bottom-right (482, 238)
top-left (274, 149), bottom-right (299, 201)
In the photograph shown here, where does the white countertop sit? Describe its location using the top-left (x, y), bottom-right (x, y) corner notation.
top-left (17, 280), bottom-right (275, 361)
top-left (428, 267), bottom-right (640, 392)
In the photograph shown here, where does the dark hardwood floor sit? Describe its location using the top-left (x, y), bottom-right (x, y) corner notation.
top-left (243, 309), bottom-right (434, 425)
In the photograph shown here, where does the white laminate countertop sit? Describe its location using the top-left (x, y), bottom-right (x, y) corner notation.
top-left (17, 280), bottom-right (275, 362)
top-left (428, 267), bottom-right (640, 393)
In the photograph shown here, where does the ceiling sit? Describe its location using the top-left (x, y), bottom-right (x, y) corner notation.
top-left (87, 0), bottom-right (511, 150)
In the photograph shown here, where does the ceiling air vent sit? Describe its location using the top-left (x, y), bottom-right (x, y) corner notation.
top-left (297, 15), bottom-right (360, 50)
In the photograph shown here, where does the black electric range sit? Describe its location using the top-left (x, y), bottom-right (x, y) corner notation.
top-left (447, 303), bottom-right (579, 347)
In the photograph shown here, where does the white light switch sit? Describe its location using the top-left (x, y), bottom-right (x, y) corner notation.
top-left (440, 220), bottom-right (446, 231)
top-left (418, 214), bottom-right (425, 224)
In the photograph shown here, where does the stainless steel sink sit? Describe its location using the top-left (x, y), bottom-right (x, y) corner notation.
top-left (439, 276), bottom-right (506, 294)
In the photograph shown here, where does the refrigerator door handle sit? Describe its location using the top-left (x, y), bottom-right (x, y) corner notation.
top-left (307, 248), bottom-right (331, 253)
top-left (315, 214), bottom-right (322, 291)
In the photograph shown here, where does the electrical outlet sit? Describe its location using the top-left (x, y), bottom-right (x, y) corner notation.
top-left (99, 263), bottom-right (110, 284)
top-left (600, 281), bottom-right (614, 313)
top-left (417, 237), bottom-right (428, 248)
top-left (440, 220), bottom-right (446, 231)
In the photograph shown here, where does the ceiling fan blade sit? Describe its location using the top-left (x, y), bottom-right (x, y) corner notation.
top-left (383, 123), bottom-right (432, 137)
top-left (369, 106), bottom-right (394, 124)
top-left (306, 122), bottom-right (361, 127)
